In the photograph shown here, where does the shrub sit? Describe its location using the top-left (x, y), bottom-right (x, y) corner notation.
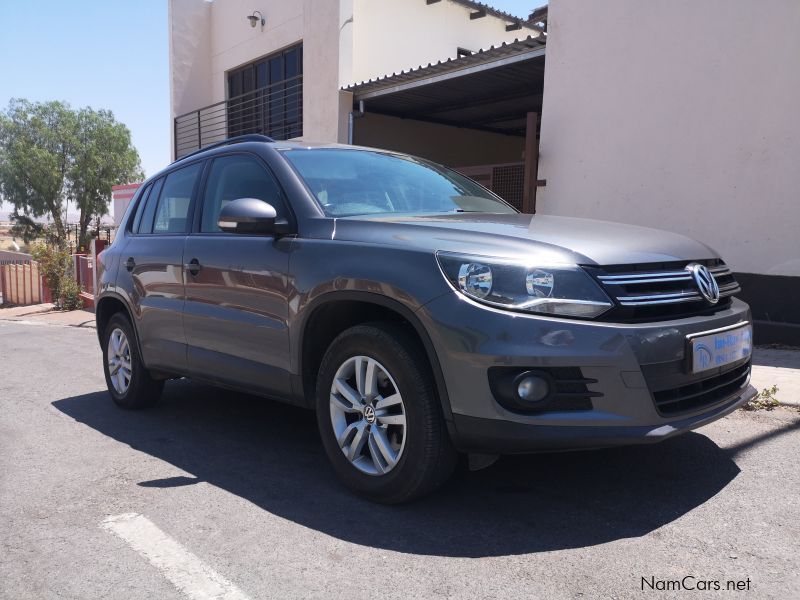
top-left (59, 275), bottom-right (83, 311)
top-left (30, 241), bottom-right (81, 311)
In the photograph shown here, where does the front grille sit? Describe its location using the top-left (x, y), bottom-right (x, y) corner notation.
top-left (585, 259), bottom-right (741, 322)
top-left (650, 361), bottom-right (751, 416)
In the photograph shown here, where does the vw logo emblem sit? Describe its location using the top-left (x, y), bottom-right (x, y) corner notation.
top-left (363, 405), bottom-right (376, 424)
top-left (686, 263), bottom-right (720, 304)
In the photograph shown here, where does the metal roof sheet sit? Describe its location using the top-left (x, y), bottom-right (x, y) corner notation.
top-left (342, 35), bottom-right (545, 100)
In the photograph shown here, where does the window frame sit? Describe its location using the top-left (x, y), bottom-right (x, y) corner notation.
top-left (137, 177), bottom-right (165, 235)
top-left (127, 159), bottom-right (205, 237)
top-left (225, 43), bottom-right (303, 140)
top-left (190, 151), bottom-right (296, 237)
top-left (128, 182), bottom-right (153, 234)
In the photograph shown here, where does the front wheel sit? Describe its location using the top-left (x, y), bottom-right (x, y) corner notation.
top-left (316, 323), bottom-right (457, 503)
top-left (102, 312), bottom-right (163, 409)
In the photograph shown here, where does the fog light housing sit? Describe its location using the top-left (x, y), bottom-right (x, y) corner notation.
top-left (488, 367), bottom-right (598, 414)
top-left (516, 374), bottom-right (550, 403)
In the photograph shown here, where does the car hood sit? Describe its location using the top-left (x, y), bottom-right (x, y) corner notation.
top-left (330, 213), bottom-right (719, 266)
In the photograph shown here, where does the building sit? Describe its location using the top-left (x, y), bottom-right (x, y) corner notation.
top-left (170, 0), bottom-right (546, 209)
top-left (169, 0), bottom-right (799, 343)
top-left (112, 184), bottom-right (142, 225)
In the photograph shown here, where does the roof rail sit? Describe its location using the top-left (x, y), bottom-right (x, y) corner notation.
top-left (174, 134), bottom-right (275, 163)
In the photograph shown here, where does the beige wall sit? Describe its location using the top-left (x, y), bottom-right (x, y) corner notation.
top-left (170, 0), bottom-right (350, 147)
top-left (537, 0), bottom-right (800, 276)
top-left (355, 113), bottom-right (524, 167)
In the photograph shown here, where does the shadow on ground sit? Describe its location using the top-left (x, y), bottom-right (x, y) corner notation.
top-left (54, 380), bottom-right (740, 557)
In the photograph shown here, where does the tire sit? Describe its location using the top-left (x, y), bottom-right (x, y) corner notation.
top-left (316, 322), bottom-right (457, 503)
top-left (102, 312), bottom-right (164, 409)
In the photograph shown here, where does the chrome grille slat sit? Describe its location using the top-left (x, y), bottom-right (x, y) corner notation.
top-left (619, 297), bottom-right (703, 306)
top-left (599, 275), bottom-right (693, 285)
top-left (617, 290), bottom-right (701, 302)
top-left (618, 292), bottom-right (701, 306)
top-left (597, 270), bottom-right (690, 282)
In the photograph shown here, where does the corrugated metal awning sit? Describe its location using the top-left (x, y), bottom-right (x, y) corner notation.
top-left (342, 36), bottom-right (546, 136)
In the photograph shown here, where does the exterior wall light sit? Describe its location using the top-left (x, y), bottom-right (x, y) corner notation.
top-left (247, 11), bottom-right (265, 29)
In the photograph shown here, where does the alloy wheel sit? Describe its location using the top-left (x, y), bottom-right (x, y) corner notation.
top-left (329, 355), bottom-right (407, 475)
top-left (107, 327), bottom-right (132, 395)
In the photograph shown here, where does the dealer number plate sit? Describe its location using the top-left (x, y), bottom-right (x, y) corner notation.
top-left (688, 323), bottom-right (752, 374)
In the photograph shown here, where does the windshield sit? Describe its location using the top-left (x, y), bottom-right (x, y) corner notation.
top-left (282, 148), bottom-right (517, 217)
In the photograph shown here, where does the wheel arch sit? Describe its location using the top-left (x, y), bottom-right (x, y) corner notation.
top-left (95, 293), bottom-right (145, 363)
top-left (296, 291), bottom-right (454, 425)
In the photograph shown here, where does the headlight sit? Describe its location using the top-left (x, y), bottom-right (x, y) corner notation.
top-left (436, 252), bottom-right (613, 318)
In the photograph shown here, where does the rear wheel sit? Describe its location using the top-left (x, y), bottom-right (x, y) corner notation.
top-left (316, 323), bottom-right (456, 503)
top-left (102, 313), bottom-right (163, 409)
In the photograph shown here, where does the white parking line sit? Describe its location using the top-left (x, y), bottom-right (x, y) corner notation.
top-left (101, 513), bottom-right (251, 600)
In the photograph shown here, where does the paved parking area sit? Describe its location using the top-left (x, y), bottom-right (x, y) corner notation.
top-left (1, 320), bottom-right (799, 599)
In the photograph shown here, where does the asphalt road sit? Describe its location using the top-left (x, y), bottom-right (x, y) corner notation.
top-left (1, 320), bottom-right (798, 600)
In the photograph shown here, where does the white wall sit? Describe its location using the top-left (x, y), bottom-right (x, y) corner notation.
top-left (537, 0), bottom-right (800, 276)
top-left (348, 0), bottom-right (537, 86)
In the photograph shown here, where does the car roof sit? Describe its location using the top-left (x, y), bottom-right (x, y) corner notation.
top-left (169, 135), bottom-right (404, 172)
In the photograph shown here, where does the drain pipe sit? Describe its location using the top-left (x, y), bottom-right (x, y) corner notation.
top-left (347, 100), bottom-right (365, 145)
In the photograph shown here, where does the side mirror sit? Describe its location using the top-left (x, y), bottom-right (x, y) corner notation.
top-left (217, 198), bottom-right (291, 236)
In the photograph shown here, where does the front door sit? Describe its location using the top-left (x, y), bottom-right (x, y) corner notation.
top-left (183, 153), bottom-right (293, 397)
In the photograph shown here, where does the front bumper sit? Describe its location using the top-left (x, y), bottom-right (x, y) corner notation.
top-left (418, 292), bottom-right (756, 453)
top-left (451, 385), bottom-right (754, 453)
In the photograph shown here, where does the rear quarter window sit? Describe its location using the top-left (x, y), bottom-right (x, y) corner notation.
top-left (152, 163), bottom-right (202, 234)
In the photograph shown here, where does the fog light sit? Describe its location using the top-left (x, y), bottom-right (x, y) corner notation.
top-left (516, 374), bottom-right (550, 403)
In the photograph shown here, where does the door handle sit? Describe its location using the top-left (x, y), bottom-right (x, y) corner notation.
top-left (185, 258), bottom-right (202, 276)
top-left (125, 257), bottom-right (135, 272)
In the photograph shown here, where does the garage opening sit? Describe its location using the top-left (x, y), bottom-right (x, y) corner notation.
top-left (343, 36), bottom-right (546, 212)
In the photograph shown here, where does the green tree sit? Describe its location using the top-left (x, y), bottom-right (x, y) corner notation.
top-left (0, 99), bottom-right (143, 248)
top-left (0, 99), bottom-right (76, 245)
top-left (8, 213), bottom-right (45, 244)
top-left (71, 107), bottom-right (143, 246)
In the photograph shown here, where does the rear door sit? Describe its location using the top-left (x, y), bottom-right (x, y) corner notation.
top-left (122, 161), bottom-right (203, 373)
top-left (183, 152), bottom-right (293, 397)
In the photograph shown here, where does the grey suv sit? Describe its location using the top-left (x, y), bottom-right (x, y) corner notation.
top-left (96, 134), bottom-right (756, 503)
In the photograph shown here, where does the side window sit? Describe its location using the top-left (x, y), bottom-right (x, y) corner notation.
top-left (136, 178), bottom-right (164, 234)
top-left (152, 163), bottom-right (202, 234)
top-left (129, 183), bottom-right (152, 233)
top-left (200, 154), bottom-right (286, 233)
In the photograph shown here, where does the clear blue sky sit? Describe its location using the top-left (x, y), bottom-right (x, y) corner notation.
top-left (0, 0), bottom-right (542, 182)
